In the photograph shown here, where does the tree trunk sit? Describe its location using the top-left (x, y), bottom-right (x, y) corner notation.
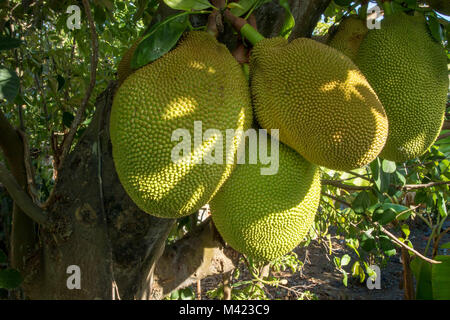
top-left (4, 0), bottom-right (330, 300)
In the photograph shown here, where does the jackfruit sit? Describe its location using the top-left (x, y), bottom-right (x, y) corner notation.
top-left (210, 133), bottom-right (321, 261)
top-left (250, 37), bottom-right (388, 171)
top-left (110, 31), bottom-right (253, 218)
top-left (355, 13), bottom-right (448, 162)
top-left (327, 15), bottom-right (368, 61)
top-left (117, 37), bottom-right (142, 85)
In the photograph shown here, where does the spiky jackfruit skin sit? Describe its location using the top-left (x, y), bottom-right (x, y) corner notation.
top-left (250, 37), bottom-right (388, 171)
top-left (328, 15), bottom-right (368, 61)
top-left (110, 31), bottom-right (253, 218)
top-left (356, 13), bottom-right (448, 162)
top-left (117, 37), bottom-right (142, 85)
top-left (210, 138), bottom-right (321, 261)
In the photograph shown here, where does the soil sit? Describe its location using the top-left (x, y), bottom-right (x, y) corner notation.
top-left (198, 219), bottom-right (450, 300)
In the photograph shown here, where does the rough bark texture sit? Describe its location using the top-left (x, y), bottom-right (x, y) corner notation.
top-left (1, 0), bottom-right (330, 299)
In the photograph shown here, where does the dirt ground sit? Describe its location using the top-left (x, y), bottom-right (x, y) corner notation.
top-left (199, 219), bottom-right (450, 300)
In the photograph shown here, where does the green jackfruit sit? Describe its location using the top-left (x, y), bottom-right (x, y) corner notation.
top-left (210, 134), bottom-right (321, 261)
top-left (356, 13), bottom-right (448, 162)
top-left (250, 37), bottom-right (388, 171)
top-left (117, 37), bottom-right (142, 85)
top-left (328, 15), bottom-right (368, 61)
top-left (110, 31), bottom-right (253, 218)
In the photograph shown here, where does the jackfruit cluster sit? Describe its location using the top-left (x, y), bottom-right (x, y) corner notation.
top-left (110, 31), bottom-right (253, 219)
top-left (250, 37), bottom-right (388, 171)
top-left (355, 13), bottom-right (448, 162)
top-left (210, 134), bottom-right (321, 261)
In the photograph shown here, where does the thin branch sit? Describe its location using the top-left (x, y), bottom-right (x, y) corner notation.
top-left (321, 192), bottom-right (351, 207)
top-left (58, 0), bottom-right (98, 169)
top-left (402, 181), bottom-right (450, 190)
top-left (0, 163), bottom-right (49, 227)
top-left (322, 179), bottom-right (372, 191)
top-left (373, 220), bottom-right (441, 264)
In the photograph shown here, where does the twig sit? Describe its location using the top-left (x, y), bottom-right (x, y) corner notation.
top-left (58, 0), bottom-right (98, 169)
top-left (322, 179), bottom-right (372, 191)
top-left (16, 130), bottom-right (39, 204)
top-left (374, 221), bottom-right (441, 264)
top-left (321, 192), bottom-right (351, 207)
top-left (402, 181), bottom-right (450, 190)
top-left (401, 247), bottom-right (415, 300)
top-left (0, 162), bottom-right (49, 228)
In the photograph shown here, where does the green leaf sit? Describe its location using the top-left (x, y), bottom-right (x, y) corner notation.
top-left (379, 235), bottom-right (396, 257)
top-left (394, 171), bottom-right (406, 186)
top-left (170, 289), bottom-right (180, 300)
top-left (180, 287), bottom-right (195, 300)
top-left (361, 232), bottom-right (376, 252)
top-left (352, 191), bottom-right (371, 214)
top-left (370, 158), bottom-right (390, 193)
top-left (230, 0), bottom-right (255, 17)
top-left (0, 67), bottom-right (20, 103)
top-left (432, 256), bottom-right (450, 300)
top-left (342, 270), bottom-right (348, 287)
top-left (373, 208), bottom-right (396, 225)
top-left (341, 254), bottom-right (351, 267)
top-left (381, 203), bottom-right (409, 213)
top-left (440, 242), bottom-right (450, 249)
top-left (437, 194), bottom-right (447, 218)
top-left (333, 256), bottom-right (341, 268)
top-left (131, 13), bottom-right (188, 69)
top-left (401, 224), bottom-right (410, 238)
top-left (426, 15), bottom-right (444, 43)
top-left (410, 258), bottom-right (433, 300)
top-left (0, 269), bottom-right (22, 289)
top-left (278, 0), bottom-right (295, 39)
top-left (0, 37), bottom-right (22, 50)
top-left (382, 159), bottom-right (396, 174)
top-left (351, 261), bottom-right (365, 283)
top-left (163, 0), bottom-right (211, 11)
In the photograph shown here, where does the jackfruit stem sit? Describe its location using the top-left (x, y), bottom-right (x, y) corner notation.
top-left (240, 24), bottom-right (265, 45)
top-left (223, 9), bottom-right (265, 45)
top-left (382, 1), bottom-right (393, 16)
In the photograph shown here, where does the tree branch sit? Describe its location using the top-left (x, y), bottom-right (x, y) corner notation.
top-left (402, 181), bottom-right (450, 190)
top-left (0, 163), bottom-right (49, 227)
top-left (58, 0), bottom-right (98, 170)
top-left (375, 221), bottom-right (441, 264)
top-left (151, 219), bottom-right (239, 299)
top-left (322, 179), bottom-right (372, 191)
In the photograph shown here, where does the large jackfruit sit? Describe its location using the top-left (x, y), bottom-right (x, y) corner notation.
top-left (356, 13), bottom-right (448, 162)
top-left (117, 37), bottom-right (142, 85)
top-left (110, 31), bottom-right (253, 218)
top-left (250, 37), bottom-right (388, 171)
top-left (210, 134), bottom-right (321, 261)
top-left (327, 15), bottom-right (368, 61)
